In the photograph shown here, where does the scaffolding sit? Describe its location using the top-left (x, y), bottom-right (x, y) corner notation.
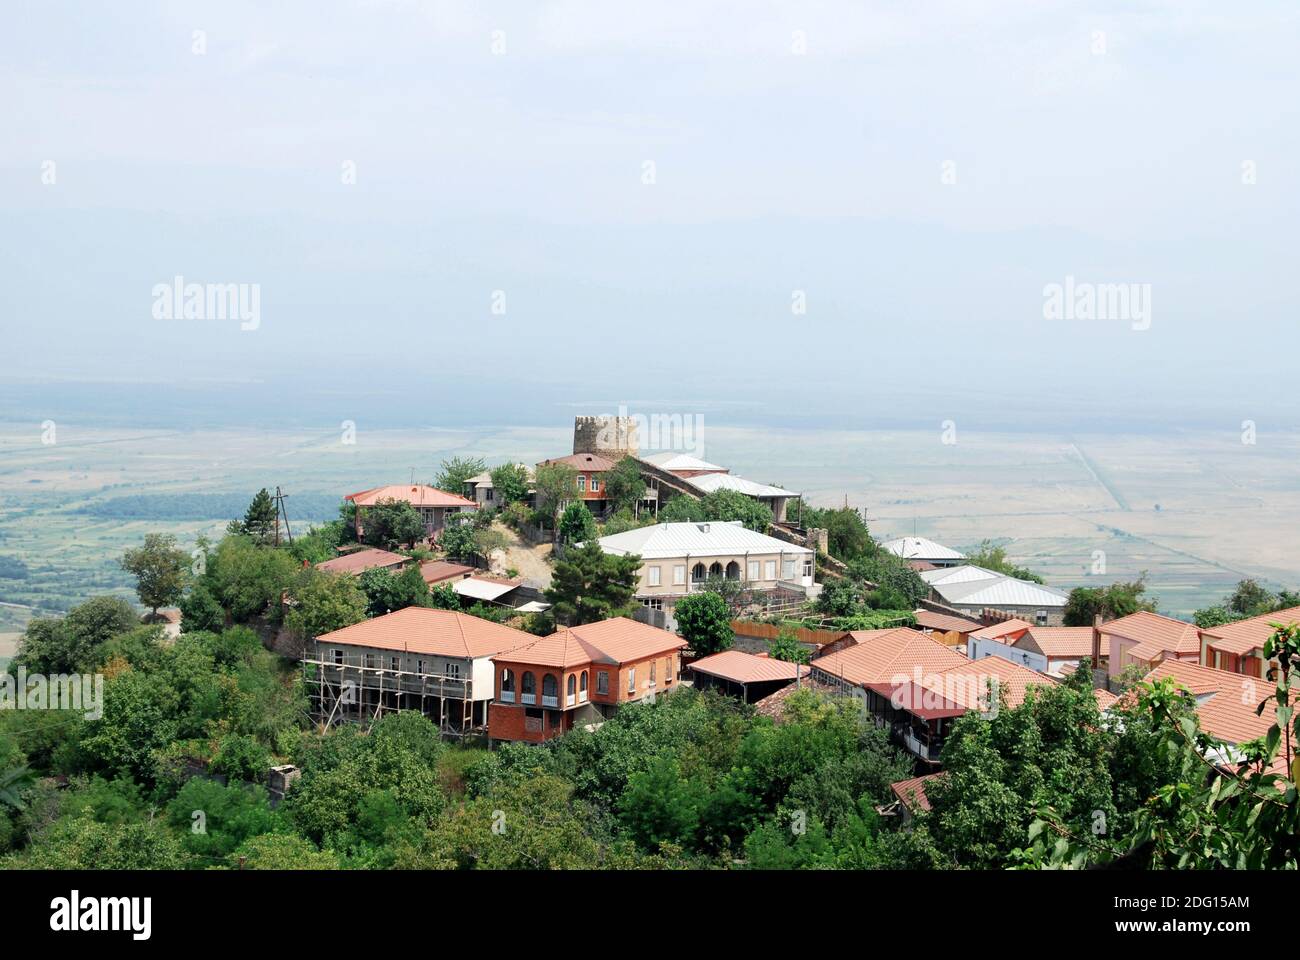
top-left (302, 640), bottom-right (488, 737)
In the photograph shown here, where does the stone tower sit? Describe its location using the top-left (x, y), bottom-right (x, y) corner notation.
top-left (573, 415), bottom-right (638, 457)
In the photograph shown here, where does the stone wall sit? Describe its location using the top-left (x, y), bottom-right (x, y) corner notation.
top-left (573, 415), bottom-right (638, 456)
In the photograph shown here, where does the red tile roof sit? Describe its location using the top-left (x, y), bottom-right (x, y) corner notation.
top-left (690, 650), bottom-right (810, 685)
top-left (496, 617), bottom-right (686, 668)
top-left (1199, 605), bottom-right (1300, 656)
top-left (890, 773), bottom-right (943, 813)
top-left (315, 607), bottom-right (534, 659)
top-left (346, 484), bottom-right (477, 509)
top-left (419, 560), bottom-right (476, 585)
top-left (1142, 660), bottom-right (1287, 761)
top-left (809, 628), bottom-right (968, 687)
top-left (1019, 626), bottom-right (1105, 659)
top-left (913, 609), bottom-right (982, 634)
top-left (969, 618), bottom-right (1033, 641)
top-left (1102, 611), bottom-right (1199, 662)
top-left (315, 548), bottom-right (409, 575)
top-left (538, 453), bottom-right (618, 472)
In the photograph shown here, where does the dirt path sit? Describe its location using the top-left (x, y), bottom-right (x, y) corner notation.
top-left (488, 522), bottom-right (554, 588)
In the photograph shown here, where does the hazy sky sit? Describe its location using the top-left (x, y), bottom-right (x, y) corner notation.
top-left (3, 1), bottom-right (1299, 430)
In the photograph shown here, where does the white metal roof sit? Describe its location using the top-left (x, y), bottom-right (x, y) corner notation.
top-left (920, 564), bottom-right (1003, 586)
top-left (594, 520), bottom-right (813, 560)
top-left (881, 536), bottom-right (966, 562)
top-left (687, 472), bottom-right (797, 499)
top-left (930, 573), bottom-right (1068, 608)
top-left (452, 578), bottom-right (519, 602)
top-left (642, 451), bottom-right (726, 472)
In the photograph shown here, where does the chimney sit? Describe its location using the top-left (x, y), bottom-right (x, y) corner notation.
top-left (1091, 614), bottom-right (1103, 679)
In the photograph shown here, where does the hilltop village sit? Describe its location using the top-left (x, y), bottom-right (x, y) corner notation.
top-left (3, 415), bottom-right (1298, 870)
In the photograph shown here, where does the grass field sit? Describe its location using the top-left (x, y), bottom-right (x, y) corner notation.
top-left (1, 418), bottom-right (1296, 623)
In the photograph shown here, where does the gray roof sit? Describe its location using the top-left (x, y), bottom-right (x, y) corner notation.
top-left (924, 565), bottom-right (1068, 608)
top-left (687, 473), bottom-right (797, 499)
top-left (882, 536), bottom-right (966, 562)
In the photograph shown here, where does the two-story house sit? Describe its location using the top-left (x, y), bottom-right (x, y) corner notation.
top-left (345, 484), bottom-right (478, 542)
top-left (307, 607), bottom-right (535, 736)
top-left (1199, 605), bottom-right (1300, 678)
top-left (488, 617), bottom-right (686, 743)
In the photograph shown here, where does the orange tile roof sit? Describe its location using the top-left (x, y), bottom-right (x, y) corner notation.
top-left (1200, 605), bottom-right (1300, 656)
top-left (1143, 659), bottom-right (1281, 748)
top-left (315, 548), bottom-right (409, 575)
top-left (1102, 611), bottom-right (1200, 662)
top-left (810, 628), bottom-right (968, 687)
top-left (315, 607), bottom-right (535, 659)
top-left (538, 453), bottom-right (618, 472)
top-left (969, 618), bottom-right (1033, 641)
top-left (890, 773), bottom-right (944, 812)
top-left (929, 655), bottom-right (1058, 712)
top-left (913, 609), bottom-right (982, 634)
top-left (496, 617), bottom-right (686, 668)
top-left (690, 650), bottom-right (810, 685)
top-left (1019, 626), bottom-right (1104, 659)
top-left (346, 484), bottom-right (477, 509)
top-left (419, 560), bottom-right (475, 585)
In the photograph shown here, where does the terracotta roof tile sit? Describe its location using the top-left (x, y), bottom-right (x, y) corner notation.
top-left (1019, 626), bottom-right (1105, 659)
top-left (690, 650), bottom-right (810, 684)
top-left (315, 607), bottom-right (534, 659)
top-left (346, 484), bottom-right (477, 509)
top-left (496, 617), bottom-right (686, 668)
top-left (890, 772), bottom-right (944, 812)
top-left (809, 628), bottom-right (968, 687)
top-left (1200, 606), bottom-right (1300, 656)
top-left (315, 548), bottom-right (409, 575)
top-left (1101, 611), bottom-right (1199, 660)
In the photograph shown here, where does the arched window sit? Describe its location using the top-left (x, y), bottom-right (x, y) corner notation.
top-left (501, 668), bottom-right (515, 702)
top-left (521, 671), bottom-right (536, 705)
top-left (542, 673), bottom-right (559, 706)
top-left (566, 674), bottom-right (577, 706)
top-left (580, 670), bottom-right (589, 701)
top-left (691, 562), bottom-right (706, 582)
top-left (709, 561), bottom-right (723, 578)
top-left (725, 560), bottom-right (741, 580)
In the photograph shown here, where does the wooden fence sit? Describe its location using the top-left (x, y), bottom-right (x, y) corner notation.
top-left (730, 620), bottom-right (848, 648)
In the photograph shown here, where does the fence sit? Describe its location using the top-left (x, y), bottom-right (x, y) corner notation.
top-left (730, 620), bottom-right (848, 648)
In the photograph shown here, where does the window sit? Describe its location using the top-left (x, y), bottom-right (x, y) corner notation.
top-left (647, 565), bottom-right (661, 587)
top-left (802, 558), bottom-right (813, 577)
top-left (627, 667), bottom-right (636, 694)
top-left (782, 559), bottom-right (795, 579)
top-left (332, 649), bottom-right (344, 666)
top-left (665, 655), bottom-right (674, 683)
top-left (1036, 610), bottom-right (1048, 626)
top-left (485, 487), bottom-right (494, 501)
top-left (364, 653), bottom-right (377, 669)
top-left (416, 659), bottom-right (426, 674)
top-left (580, 671), bottom-right (589, 701)
top-left (522, 671), bottom-right (536, 705)
top-left (764, 560), bottom-right (777, 580)
top-left (708, 561), bottom-right (723, 578)
top-left (577, 475), bottom-right (587, 492)
top-left (446, 661), bottom-right (460, 680)
top-left (650, 660), bottom-right (657, 686)
top-left (566, 674), bottom-right (576, 706)
top-left (748, 560), bottom-right (760, 580)
top-left (640, 598), bottom-right (663, 610)
top-left (390, 656), bottom-right (400, 672)
top-left (691, 563), bottom-right (706, 583)
top-left (500, 668), bottom-right (515, 703)
top-left (725, 561), bottom-right (741, 580)
top-left (596, 670), bottom-right (609, 695)
top-left (590, 478), bottom-right (600, 492)
top-left (673, 565), bottom-right (686, 585)
top-left (542, 673), bottom-right (559, 707)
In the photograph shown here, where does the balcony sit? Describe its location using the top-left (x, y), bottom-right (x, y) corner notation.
top-left (902, 730), bottom-right (942, 762)
top-left (521, 693), bottom-right (536, 705)
top-left (500, 690), bottom-right (515, 703)
top-left (541, 695), bottom-right (559, 708)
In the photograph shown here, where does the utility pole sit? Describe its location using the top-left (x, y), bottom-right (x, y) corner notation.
top-left (273, 486), bottom-right (294, 546)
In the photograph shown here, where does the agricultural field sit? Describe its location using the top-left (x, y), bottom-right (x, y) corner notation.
top-left (1, 417), bottom-right (1296, 625)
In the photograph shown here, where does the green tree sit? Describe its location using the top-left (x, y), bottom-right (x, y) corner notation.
top-left (657, 496), bottom-right (706, 523)
top-left (233, 832), bottom-right (341, 869)
top-left (966, 540), bottom-right (1045, 583)
top-left (534, 462), bottom-right (579, 528)
top-left (15, 596), bottom-right (138, 674)
top-left (120, 533), bottom-right (189, 616)
top-left (284, 569), bottom-right (369, 639)
top-left (800, 506), bottom-right (872, 561)
top-left (439, 514), bottom-right (478, 561)
top-left (1063, 575), bottom-right (1156, 626)
top-left (618, 755), bottom-right (704, 849)
top-left (544, 541), bottom-right (641, 625)
top-left (604, 456), bottom-right (647, 514)
top-left (674, 592), bottom-right (733, 656)
top-left (434, 456), bottom-right (487, 495)
top-left (558, 502), bottom-right (598, 545)
top-left (179, 582), bottom-right (225, 633)
top-left (699, 488), bottom-right (773, 533)
top-left (230, 488), bottom-right (280, 545)
top-left (489, 463), bottom-right (530, 507)
top-left (358, 564), bottom-right (432, 617)
top-left (204, 534), bottom-right (299, 624)
top-left (768, 630), bottom-right (810, 664)
top-left (363, 498), bottom-right (426, 548)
